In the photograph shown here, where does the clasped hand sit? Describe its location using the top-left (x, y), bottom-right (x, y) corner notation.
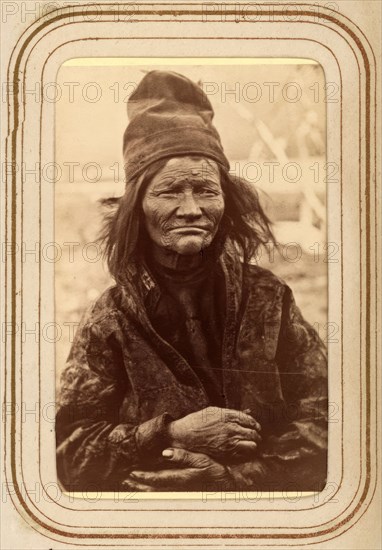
top-left (123, 407), bottom-right (261, 491)
top-left (168, 406), bottom-right (261, 460)
top-left (123, 447), bottom-right (233, 492)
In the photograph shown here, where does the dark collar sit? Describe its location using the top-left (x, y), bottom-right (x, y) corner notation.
top-left (119, 240), bottom-right (243, 324)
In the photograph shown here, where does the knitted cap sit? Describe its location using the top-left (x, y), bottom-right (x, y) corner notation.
top-left (123, 71), bottom-right (230, 183)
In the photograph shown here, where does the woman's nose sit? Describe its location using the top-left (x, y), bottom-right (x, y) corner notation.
top-left (177, 193), bottom-right (202, 218)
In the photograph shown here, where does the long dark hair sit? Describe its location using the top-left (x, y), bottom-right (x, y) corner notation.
top-left (98, 158), bottom-right (276, 285)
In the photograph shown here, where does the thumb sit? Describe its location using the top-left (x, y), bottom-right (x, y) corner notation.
top-left (162, 448), bottom-right (208, 468)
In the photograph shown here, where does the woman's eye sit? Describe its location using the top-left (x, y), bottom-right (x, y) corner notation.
top-left (155, 188), bottom-right (218, 198)
top-left (157, 190), bottom-right (178, 197)
top-left (197, 188), bottom-right (217, 196)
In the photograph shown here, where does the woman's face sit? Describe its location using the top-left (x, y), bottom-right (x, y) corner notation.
top-left (142, 157), bottom-right (225, 255)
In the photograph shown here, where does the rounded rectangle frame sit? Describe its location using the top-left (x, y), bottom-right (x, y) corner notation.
top-left (2, 2), bottom-right (379, 547)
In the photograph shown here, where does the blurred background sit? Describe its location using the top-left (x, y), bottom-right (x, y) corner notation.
top-left (55, 60), bottom-right (327, 378)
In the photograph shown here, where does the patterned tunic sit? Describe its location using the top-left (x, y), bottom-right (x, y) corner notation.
top-left (56, 244), bottom-right (328, 491)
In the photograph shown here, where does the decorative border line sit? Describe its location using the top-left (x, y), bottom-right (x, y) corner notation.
top-left (38, 35), bottom-right (345, 518)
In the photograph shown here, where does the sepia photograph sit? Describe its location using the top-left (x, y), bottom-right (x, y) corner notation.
top-left (54, 61), bottom-right (328, 493)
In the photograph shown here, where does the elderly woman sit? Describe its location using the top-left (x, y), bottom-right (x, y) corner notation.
top-left (56, 71), bottom-right (327, 492)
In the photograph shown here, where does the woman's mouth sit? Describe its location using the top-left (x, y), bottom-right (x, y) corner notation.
top-left (169, 226), bottom-right (210, 234)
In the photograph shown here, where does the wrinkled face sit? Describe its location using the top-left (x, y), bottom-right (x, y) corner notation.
top-left (142, 157), bottom-right (225, 255)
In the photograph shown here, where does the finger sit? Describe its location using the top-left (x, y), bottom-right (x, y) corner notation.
top-left (130, 467), bottom-right (196, 487)
top-left (162, 447), bottom-right (210, 468)
top-left (122, 477), bottom-right (153, 492)
top-left (231, 425), bottom-right (262, 443)
top-left (231, 440), bottom-right (259, 457)
top-left (224, 409), bottom-right (261, 431)
top-left (238, 413), bottom-right (261, 432)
